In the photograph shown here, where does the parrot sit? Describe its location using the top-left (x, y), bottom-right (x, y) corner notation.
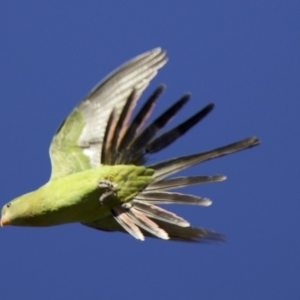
top-left (0, 48), bottom-right (260, 242)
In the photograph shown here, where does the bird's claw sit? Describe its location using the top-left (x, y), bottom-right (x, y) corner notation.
top-left (122, 202), bottom-right (132, 210)
top-left (98, 180), bottom-right (117, 205)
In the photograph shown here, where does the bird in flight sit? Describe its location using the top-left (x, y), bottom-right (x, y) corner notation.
top-left (0, 48), bottom-right (260, 242)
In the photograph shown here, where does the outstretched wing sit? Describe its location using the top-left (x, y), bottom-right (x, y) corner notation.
top-left (49, 48), bottom-right (167, 180)
top-left (81, 68), bottom-right (260, 242)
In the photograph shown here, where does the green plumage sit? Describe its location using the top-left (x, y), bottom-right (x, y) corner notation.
top-left (50, 108), bottom-right (91, 180)
top-left (1, 48), bottom-right (260, 242)
top-left (3, 165), bottom-right (154, 226)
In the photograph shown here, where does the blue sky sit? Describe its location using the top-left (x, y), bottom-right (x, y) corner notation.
top-left (0, 1), bottom-right (299, 299)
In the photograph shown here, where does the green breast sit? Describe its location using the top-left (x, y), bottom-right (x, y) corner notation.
top-left (32, 165), bottom-right (154, 226)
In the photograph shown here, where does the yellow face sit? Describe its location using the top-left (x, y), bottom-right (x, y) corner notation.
top-left (1, 201), bottom-right (13, 226)
top-left (1, 195), bottom-right (31, 227)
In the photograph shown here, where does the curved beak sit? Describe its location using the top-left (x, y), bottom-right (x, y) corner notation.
top-left (1, 215), bottom-right (9, 227)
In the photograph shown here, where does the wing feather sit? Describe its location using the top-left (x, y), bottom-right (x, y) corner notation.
top-left (49, 48), bottom-right (167, 180)
top-left (59, 48), bottom-right (261, 242)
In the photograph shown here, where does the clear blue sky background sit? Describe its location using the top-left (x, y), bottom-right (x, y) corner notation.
top-left (0, 2), bottom-right (299, 299)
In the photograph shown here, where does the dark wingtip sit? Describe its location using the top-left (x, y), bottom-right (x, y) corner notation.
top-left (185, 229), bottom-right (226, 243)
top-left (207, 102), bottom-right (215, 109)
top-left (169, 230), bottom-right (226, 243)
top-left (157, 83), bottom-right (166, 91)
top-left (182, 93), bottom-right (191, 102)
top-left (199, 231), bottom-right (227, 243)
top-left (145, 102), bottom-right (215, 154)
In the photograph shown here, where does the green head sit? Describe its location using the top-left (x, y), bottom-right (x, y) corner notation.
top-left (1, 193), bottom-right (36, 227)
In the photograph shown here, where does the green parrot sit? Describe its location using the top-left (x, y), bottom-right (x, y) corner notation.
top-left (0, 48), bottom-right (260, 242)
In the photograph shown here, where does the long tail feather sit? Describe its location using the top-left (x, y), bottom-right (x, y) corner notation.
top-left (127, 207), bottom-right (169, 240)
top-left (83, 213), bottom-right (224, 242)
top-left (146, 175), bottom-right (226, 191)
top-left (151, 136), bottom-right (260, 181)
top-left (112, 207), bottom-right (144, 241)
top-left (150, 221), bottom-right (226, 242)
top-left (133, 202), bottom-right (190, 227)
top-left (134, 192), bottom-right (212, 206)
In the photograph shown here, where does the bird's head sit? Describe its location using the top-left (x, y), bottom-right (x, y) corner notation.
top-left (1, 193), bottom-right (33, 227)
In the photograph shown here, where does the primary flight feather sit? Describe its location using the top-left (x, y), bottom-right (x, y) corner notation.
top-left (0, 48), bottom-right (260, 242)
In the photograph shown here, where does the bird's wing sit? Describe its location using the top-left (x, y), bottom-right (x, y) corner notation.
top-left (83, 214), bottom-right (225, 243)
top-left (49, 48), bottom-right (167, 180)
top-left (81, 62), bottom-right (260, 242)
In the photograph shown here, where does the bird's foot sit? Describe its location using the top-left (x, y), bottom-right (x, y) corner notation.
top-left (98, 180), bottom-right (117, 205)
top-left (121, 202), bottom-right (132, 210)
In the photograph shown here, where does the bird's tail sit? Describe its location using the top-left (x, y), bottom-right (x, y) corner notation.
top-left (94, 86), bottom-right (260, 241)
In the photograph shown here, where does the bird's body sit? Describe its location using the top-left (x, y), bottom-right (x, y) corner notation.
top-left (5, 165), bottom-right (153, 227)
top-left (1, 48), bottom-right (260, 242)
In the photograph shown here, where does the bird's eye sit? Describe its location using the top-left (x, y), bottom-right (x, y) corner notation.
top-left (6, 203), bottom-right (11, 208)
